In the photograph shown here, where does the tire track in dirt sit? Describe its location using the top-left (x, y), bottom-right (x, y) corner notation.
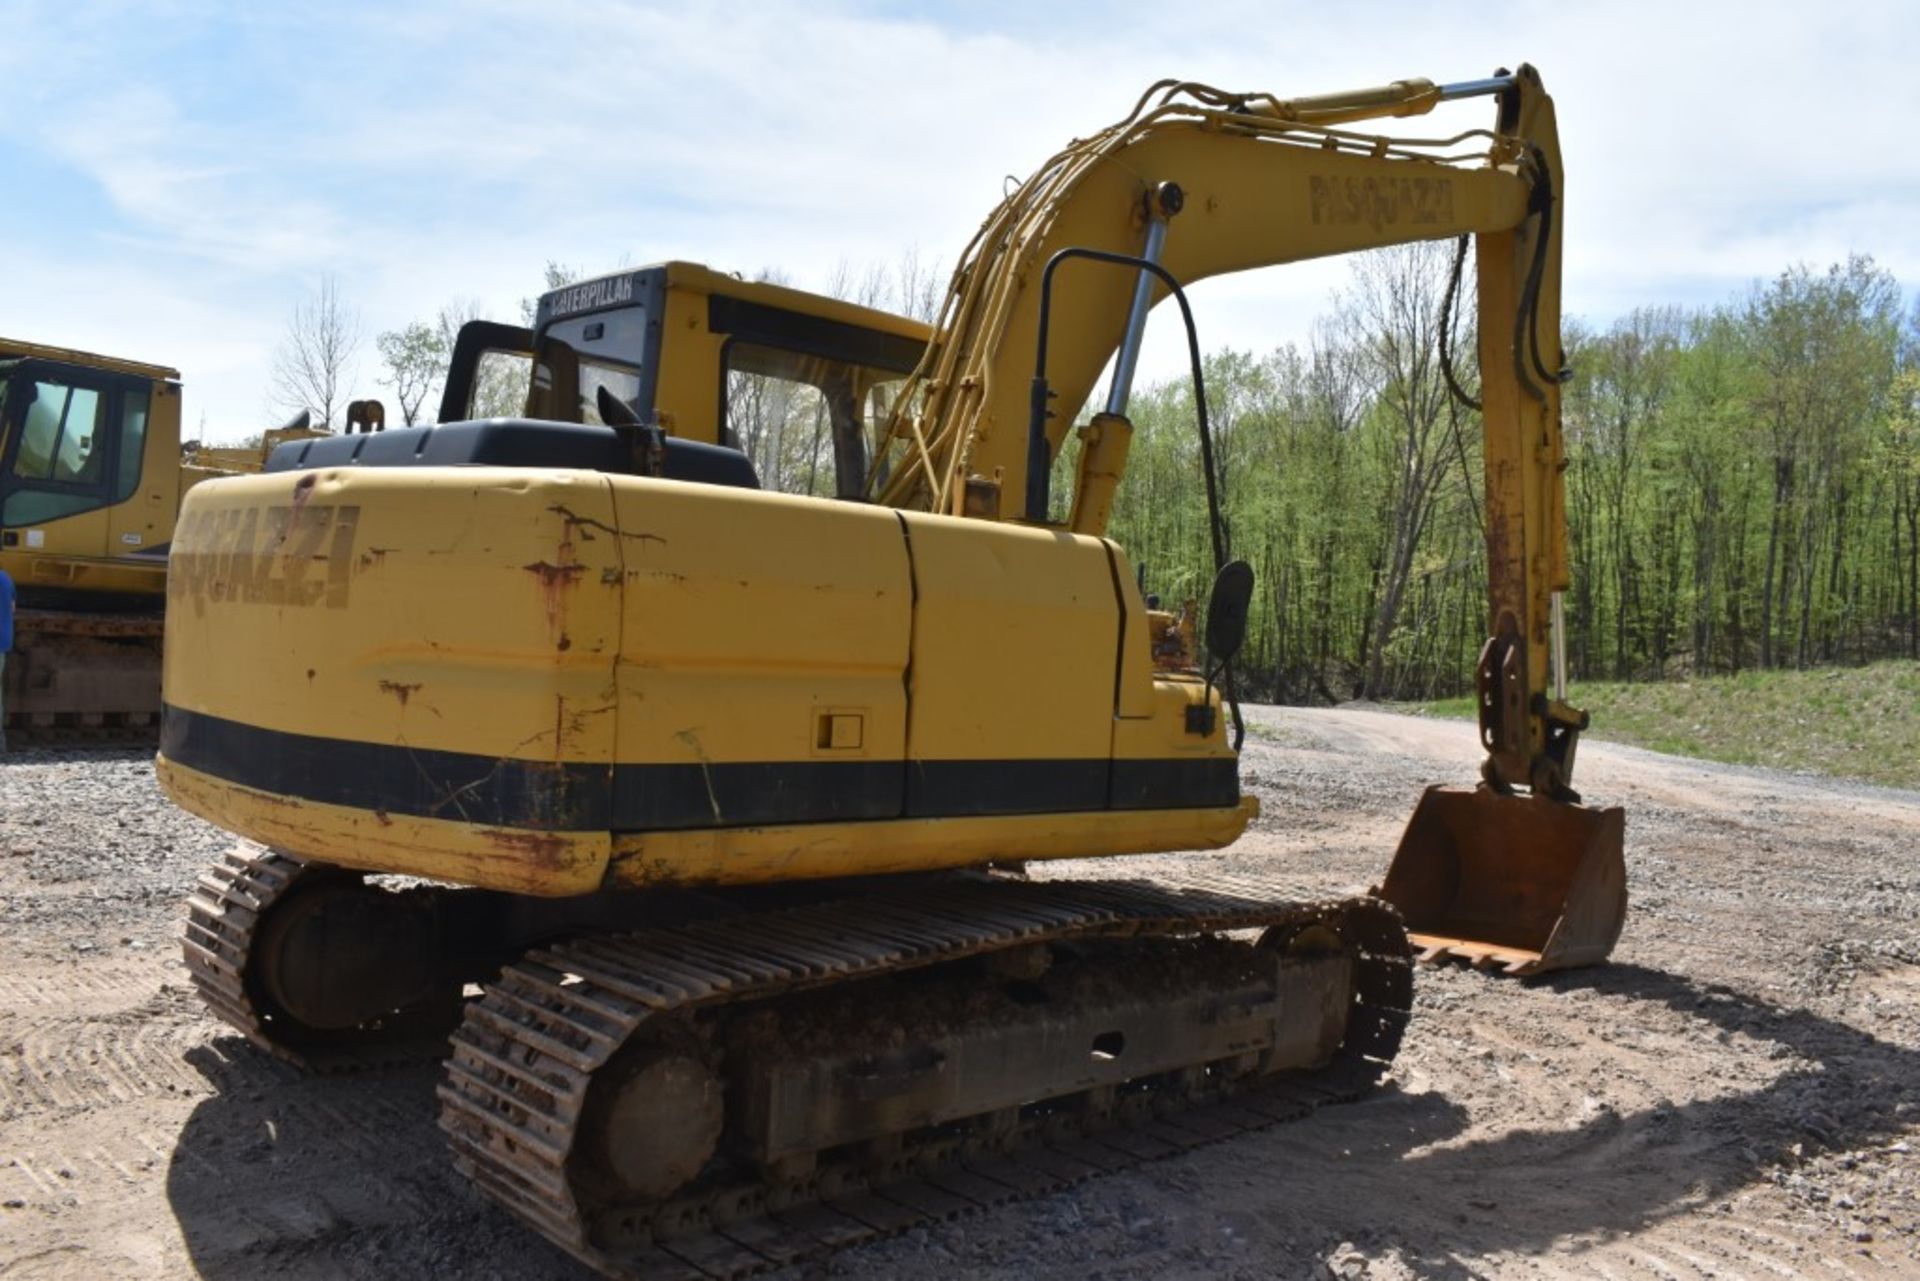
top-left (0, 967), bottom-right (209, 1119)
top-left (1, 962), bottom-right (170, 1010)
top-left (0, 1017), bottom-right (210, 1116)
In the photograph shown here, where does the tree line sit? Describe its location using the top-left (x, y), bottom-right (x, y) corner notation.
top-left (268, 244), bottom-right (1915, 702)
top-left (1106, 248), bottom-right (1913, 702)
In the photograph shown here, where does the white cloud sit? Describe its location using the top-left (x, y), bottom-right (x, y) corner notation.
top-left (0, 0), bottom-right (1914, 437)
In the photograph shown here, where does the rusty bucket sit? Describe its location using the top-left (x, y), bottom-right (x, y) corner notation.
top-left (1374, 784), bottom-right (1626, 976)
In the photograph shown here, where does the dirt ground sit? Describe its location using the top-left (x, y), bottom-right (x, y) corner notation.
top-left (2, 705), bottom-right (1917, 1279)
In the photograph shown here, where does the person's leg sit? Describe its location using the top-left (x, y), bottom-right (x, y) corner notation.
top-left (0, 652), bottom-right (9, 753)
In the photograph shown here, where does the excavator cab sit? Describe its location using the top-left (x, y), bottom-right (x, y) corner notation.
top-left (435, 263), bottom-right (928, 493)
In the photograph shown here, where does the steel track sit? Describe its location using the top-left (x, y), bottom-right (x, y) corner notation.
top-left (7, 608), bottom-right (164, 748)
top-left (438, 872), bottom-right (1412, 1279)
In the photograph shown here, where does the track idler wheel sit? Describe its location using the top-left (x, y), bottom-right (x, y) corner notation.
top-left (185, 847), bottom-right (461, 1068)
top-left (251, 873), bottom-right (447, 1034)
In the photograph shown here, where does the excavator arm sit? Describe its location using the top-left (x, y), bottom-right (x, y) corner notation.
top-left (877, 65), bottom-right (1623, 973)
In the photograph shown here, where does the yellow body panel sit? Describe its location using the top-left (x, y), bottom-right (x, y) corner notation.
top-left (899, 514), bottom-right (1115, 764)
top-left (160, 461), bottom-right (1241, 894)
top-left (165, 467), bottom-right (623, 764)
top-left (608, 479), bottom-right (912, 773)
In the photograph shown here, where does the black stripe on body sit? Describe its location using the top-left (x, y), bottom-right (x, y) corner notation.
top-left (161, 704), bottom-right (1239, 832)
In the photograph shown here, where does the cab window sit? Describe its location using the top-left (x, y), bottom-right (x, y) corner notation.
top-left (723, 342), bottom-right (909, 498)
top-left (14, 380), bottom-right (105, 484)
top-left (539, 305), bottom-right (650, 426)
top-left (1, 369), bottom-right (152, 529)
top-left (114, 395), bottom-right (149, 500)
top-left (579, 358), bottom-right (641, 426)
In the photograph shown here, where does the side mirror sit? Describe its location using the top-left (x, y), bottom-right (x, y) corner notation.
top-left (598, 385), bottom-right (667, 478)
top-left (595, 383), bottom-right (643, 428)
top-left (1205, 559), bottom-right (1255, 665)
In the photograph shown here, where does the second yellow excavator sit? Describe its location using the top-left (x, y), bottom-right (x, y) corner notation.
top-left (0, 339), bottom-right (332, 743)
top-left (161, 64), bottom-right (1622, 1276)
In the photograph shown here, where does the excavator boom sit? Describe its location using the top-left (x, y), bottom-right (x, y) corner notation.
top-left (866, 65), bottom-right (1625, 973)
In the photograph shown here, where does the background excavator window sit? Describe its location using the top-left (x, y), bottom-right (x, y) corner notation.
top-left (15, 380), bottom-right (104, 485)
top-left (114, 396), bottom-right (148, 502)
top-left (723, 341), bottom-right (905, 497)
top-left (2, 375), bottom-right (147, 527)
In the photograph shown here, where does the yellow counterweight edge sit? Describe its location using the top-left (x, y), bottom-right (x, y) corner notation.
top-left (159, 753), bottom-right (1258, 898)
top-left (608, 796), bottom-right (1260, 888)
top-left (157, 754), bottom-right (612, 897)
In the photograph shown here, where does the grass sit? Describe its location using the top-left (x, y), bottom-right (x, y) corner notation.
top-left (1410, 659), bottom-right (1920, 791)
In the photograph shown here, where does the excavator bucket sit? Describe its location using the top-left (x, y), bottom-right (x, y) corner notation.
top-left (1374, 784), bottom-right (1625, 976)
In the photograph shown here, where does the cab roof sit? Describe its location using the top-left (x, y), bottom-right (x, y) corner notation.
top-left (541, 262), bottom-right (935, 345)
top-left (0, 337), bottom-right (179, 382)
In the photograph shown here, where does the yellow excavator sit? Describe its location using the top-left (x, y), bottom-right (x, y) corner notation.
top-left (162, 65), bottom-right (1623, 1276)
top-left (0, 339), bottom-right (330, 743)
top-left (0, 338), bottom-right (206, 742)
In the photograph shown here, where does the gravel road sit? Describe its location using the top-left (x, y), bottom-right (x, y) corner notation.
top-left (2, 705), bottom-right (1917, 1278)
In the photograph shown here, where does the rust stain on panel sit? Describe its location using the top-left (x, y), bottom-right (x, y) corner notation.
top-left (524, 550), bottom-right (584, 640)
top-left (545, 503), bottom-right (666, 548)
top-left (482, 828), bottom-right (576, 873)
top-left (378, 679), bottom-right (422, 707)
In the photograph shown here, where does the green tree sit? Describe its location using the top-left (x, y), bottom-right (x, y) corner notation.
top-left (375, 320), bottom-right (447, 426)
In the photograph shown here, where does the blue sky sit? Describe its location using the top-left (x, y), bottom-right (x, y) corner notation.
top-left (3, 0), bottom-right (1916, 439)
